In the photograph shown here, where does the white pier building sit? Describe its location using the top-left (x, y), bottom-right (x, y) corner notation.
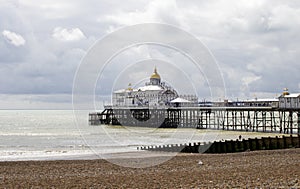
top-left (112, 67), bottom-right (198, 107)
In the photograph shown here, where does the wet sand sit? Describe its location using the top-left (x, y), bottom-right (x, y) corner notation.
top-left (1, 148), bottom-right (299, 188)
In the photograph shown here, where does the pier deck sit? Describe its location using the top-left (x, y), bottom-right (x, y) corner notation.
top-left (89, 106), bottom-right (300, 134)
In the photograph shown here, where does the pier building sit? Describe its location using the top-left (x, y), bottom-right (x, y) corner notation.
top-left (278, 88), bottom-right (300, 109)
top-left (112, 67), bottom-right (198, 108)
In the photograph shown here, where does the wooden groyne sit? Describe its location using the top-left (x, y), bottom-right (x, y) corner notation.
top-left (138, 135), bottom-right (300, 153)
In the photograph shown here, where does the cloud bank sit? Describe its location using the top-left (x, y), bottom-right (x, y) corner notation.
top-left (0, 0), bottom-right (300, 109)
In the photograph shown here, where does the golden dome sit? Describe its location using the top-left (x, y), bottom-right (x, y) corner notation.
top-left (127, 83), bottom-right (133, 91)
top-left (282, 88), bottom-right (289, 96)
top-left (150, 67), bottom-right (160, 79)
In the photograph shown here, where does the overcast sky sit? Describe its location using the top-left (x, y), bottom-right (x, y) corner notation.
top-left (1, 0), bottom-right (300, 109)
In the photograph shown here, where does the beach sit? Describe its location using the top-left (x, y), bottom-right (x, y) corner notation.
top-left (1, 148), bottom-right (299, 188)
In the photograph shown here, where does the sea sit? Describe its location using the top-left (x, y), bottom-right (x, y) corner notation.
top-left (0, 110), bottom-right (283, 162)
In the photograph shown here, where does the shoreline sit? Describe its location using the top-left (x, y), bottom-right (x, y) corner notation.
top-left (0, 150), bottom-right (177, 162)
top-left (0, 129), bottom-right (292, 163)
top-left (1, 148), bottom-right (299, 188)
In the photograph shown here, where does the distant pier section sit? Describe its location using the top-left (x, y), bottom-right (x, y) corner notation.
top-left (89, 68), bottom-right (300, 134)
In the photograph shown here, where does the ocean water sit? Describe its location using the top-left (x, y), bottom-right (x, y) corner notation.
top-left (0, 110), bottom-right (283, 162)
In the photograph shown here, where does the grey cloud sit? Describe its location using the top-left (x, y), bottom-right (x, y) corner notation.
top-left (1, 0), bottom-right (300, 109)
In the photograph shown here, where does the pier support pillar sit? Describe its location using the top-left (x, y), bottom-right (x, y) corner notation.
top-left (289, 111), bottom-right (293, 134)
top-left (297, 112), bottom-right (300, 134)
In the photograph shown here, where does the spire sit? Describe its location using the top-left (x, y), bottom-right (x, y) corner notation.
top-left (149, 66), bottom-right (161, 85)
top-left (150, 66), bottom-right (160, 79)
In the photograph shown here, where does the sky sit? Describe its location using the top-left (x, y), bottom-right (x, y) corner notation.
top-left (1, 0), bottom-right (300, 109)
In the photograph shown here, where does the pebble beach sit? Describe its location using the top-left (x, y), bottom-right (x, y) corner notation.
top-left (1, 148), bottom-right (299, 188)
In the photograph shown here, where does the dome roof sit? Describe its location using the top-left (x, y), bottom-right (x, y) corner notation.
top-left (282, 88), bottom-right (289, 96)
top-left (150, 67), bottom-right (160, 79)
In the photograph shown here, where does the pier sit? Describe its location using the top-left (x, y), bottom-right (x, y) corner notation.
top-left (89, 68), bottom-right (300, 134)
top-left (89, 106), bottom-right (300, 134)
